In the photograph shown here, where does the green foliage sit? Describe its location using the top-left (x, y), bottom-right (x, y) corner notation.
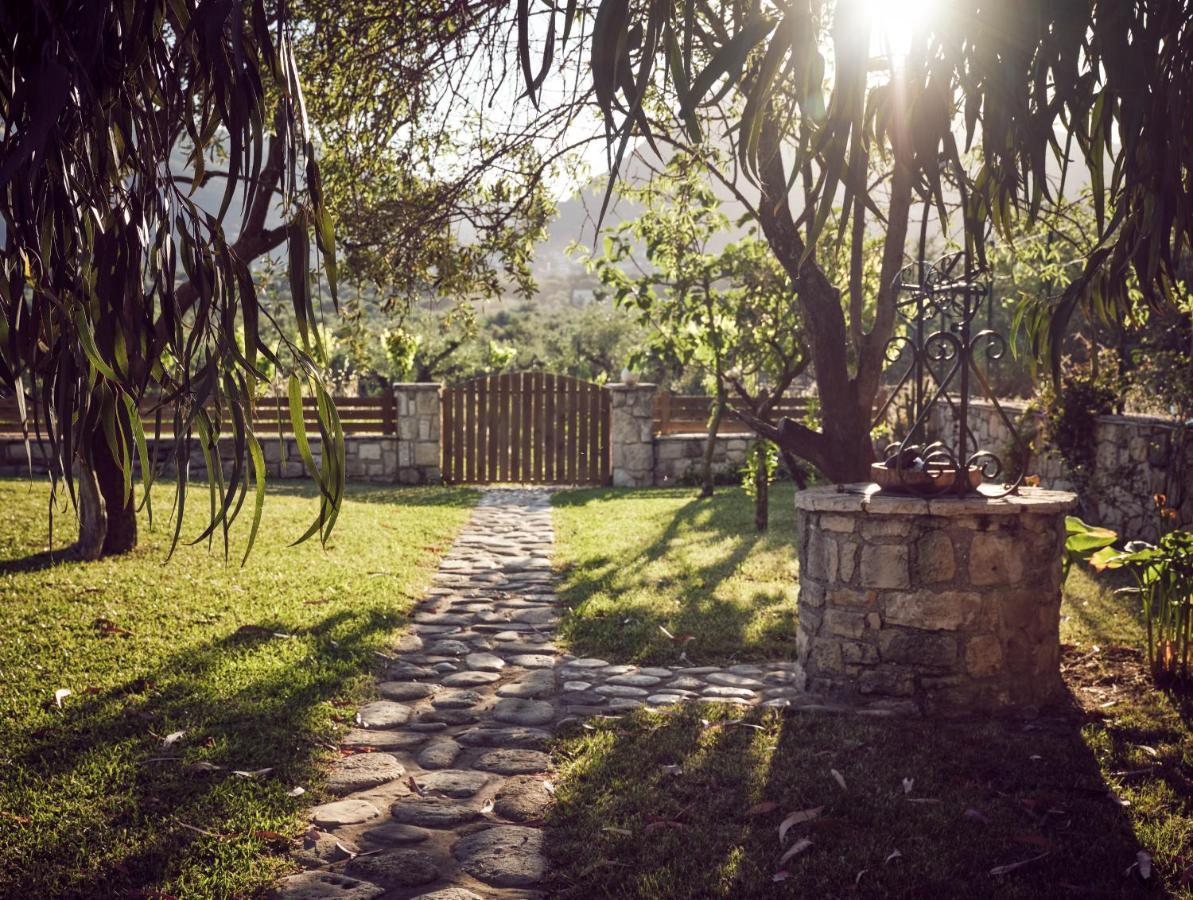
top-left (517, 1), bottom-right (1193, 353)
top-left (741, 439), bottom-right (779, 500)
top-left (1041, 353), bottom-right (1121, 482)
top-left (582, 154), bottom-right (808, 408)
top-left (0, 0), bottom-right (340, 557)
top-left (1062, 516), bottom-right (1118, 583)
top-left (1092, 507), bottom-right (1193, 684)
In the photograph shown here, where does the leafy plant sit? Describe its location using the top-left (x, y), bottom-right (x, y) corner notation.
top-left (1062, 516), bottom-right (1118, 583)
top-left (1092, 528), bottom-right (1193, 684)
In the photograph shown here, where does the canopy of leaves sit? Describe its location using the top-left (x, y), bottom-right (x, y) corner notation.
top-left (519, 0), bottom-right (1193, 371)
top-left (0, 0), bottom-right (339, 557)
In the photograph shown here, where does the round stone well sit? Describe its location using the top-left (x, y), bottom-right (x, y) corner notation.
top-left (794, 483), bottom-right (1076, 715)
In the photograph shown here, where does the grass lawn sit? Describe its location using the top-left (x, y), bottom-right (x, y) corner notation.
top-left (0, 478), bottom-right (475, 899)
top-left (552, 485), bottom-right (799, 663)
top-left (547, 485), bottom-right (1193, 897)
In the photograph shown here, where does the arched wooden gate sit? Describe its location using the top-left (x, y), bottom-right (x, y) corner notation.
top-left (441, 373), bottom-right (610, 485)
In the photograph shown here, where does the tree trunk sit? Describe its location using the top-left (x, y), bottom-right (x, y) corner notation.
top-left (700, 390), bottom-right (726, 498)
top-left (74, 460), bottom-right (107, 561)
top-left (754, 438), bottom-right (769, 532)
top-left (74, 424), bottom-right (138, 559)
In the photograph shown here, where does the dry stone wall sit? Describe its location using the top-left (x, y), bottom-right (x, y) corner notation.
top-left (929, 399), bottom-right (1191, 540)
top-left (652, 434), bottom-right (752, 486)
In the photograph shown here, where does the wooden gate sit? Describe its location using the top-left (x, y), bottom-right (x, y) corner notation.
top-left (442, 373), bottom-right (610, 485)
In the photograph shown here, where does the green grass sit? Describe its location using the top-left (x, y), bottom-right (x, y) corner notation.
top-left (0, 478), bottom-right (476, 899)
top-left (547, 485), bottom-right (1193, 897)
top-left (552, 485), bottom-right (799, 663)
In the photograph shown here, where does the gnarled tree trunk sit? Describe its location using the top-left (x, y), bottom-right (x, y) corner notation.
top-left (700, 388), bottom-right (726, 498)
top-left (74, 424), bottom-right (137, 560)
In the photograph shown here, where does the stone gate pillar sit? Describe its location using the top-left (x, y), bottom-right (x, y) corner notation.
top-left (608, 382), bottom-right (657, 487)
top-left (393, 383), bottom-right (442, 484)
top-left (794, 484), bottom-right (1076, 715)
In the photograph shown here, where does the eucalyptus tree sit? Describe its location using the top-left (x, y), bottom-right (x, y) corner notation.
top-left (511, 0), bottom-right (1193, 481)
top-left (0, 0), bottom-right (340, 560)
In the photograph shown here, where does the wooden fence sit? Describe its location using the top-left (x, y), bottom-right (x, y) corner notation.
top-left (442, 373), bottom-right (609, 485)
top-left (653, 392), bottom-right (811, 435)
top-left (0, 393), bottom-right (396, 436)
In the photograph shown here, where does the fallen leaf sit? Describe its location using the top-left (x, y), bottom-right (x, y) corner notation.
top-left (885, 849), bottom-right (903, 865)
top-left (232, 768), bottom-right (273, 779)
top-left (54, 688), bottom-right (71, 708)
top-left (287, 787), bottom-right (306, 797)
top-left (990, 852), bottom-right (1050, 876)
top-left (254, 830), bottom-right (290, 843)
top-left (963, 808), bottom-right (991, 825)
top-left (902, 777), bottom-right (914, 795)
top-left (481, 798), bottom-right (495, 814)
top-left (778, 838), bottom-right (812, 865)
top-left (1, 811), bottom-right (31, 825)
top-left (745, 801), bottom-right (778, 817)
top-left (93, 617), bottom-right (133, 637)
top-left (1106, 791), bottom-right (1131, 808)
top-left (162, 730), bottom-right (186, 748)
top-left (334, 841), bottom-right (358, 859)
top-left (855, 869), bottom-right (868, 885)
top-left (185, 761), bottom-right (223, 774)
top-left (1135, 745), bottom-right (1159, 759)
top-left (778, 806), bottom-right (823, 844)
top-left (660, 764), bottom-right (683, 777)
top-left (601, 826), bottom-right (632, 836)
top-left (830, 769), bottom-right (847, 790)
top-left (772, 871), bottom-right (790, 882)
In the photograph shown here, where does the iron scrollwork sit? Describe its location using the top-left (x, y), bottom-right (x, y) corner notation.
top-left (871, 249), bottom-right (1027, 497)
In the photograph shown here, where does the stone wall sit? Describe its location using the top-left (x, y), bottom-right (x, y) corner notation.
top-left (608, 383), bottom-right (657, 487)
top-left (929, 399), bottom-right (1191, 540)
top-left (652, 434), bottom-right (752, 486)
top-left (795, 485), bottom-right (1075, 716)
top-left (393, 383), bottom-right (442, 484)
top-left (0, 434), bottom-right (400, 482)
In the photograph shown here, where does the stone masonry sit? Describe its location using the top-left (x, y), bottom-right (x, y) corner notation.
top-left (608, 383), bottom-right (656, 487)
top-left (394, 383), bottom-right (442, 485)
top-left (653, 433), bottom-right (753, 486)
top-left (795, 484), bottom-right (1076, 716)
top-left (929, 399), bottom-right (1191, 540)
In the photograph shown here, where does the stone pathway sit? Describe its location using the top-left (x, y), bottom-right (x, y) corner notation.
top-left (273, 488), bottom-right (895, 900)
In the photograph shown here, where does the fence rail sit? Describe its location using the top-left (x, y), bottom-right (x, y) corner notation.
top-left (0, 393), bottom-right (396, 437)
top-left (653, 392), bottom-right (810, 435)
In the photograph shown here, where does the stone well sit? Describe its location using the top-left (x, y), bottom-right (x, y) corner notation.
top-left (794, 484), bottom-right (1076, 715)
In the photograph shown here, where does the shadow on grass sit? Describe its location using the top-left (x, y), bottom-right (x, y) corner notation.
top-left (544, 701), bottom-right (1152, 899)
top-left (3, 603), bottom-right (400, 898)
top-left (553, 487), bottom-right (798, 663)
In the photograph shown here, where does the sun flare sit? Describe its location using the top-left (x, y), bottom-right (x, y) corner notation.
top-left (859, 0), bottom-right (939, 61)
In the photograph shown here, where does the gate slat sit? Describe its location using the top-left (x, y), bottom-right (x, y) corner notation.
top-left (508, 373), bottom-right (521, 482)
top-left (453, 385), bottom-right (464, 483)
top-left (519, 373), bottom-right (532, 482)
top-left (532, 373), bottom-right (544, 483)
top-left (462, 380), bottom-right (473, 483)
top-left (563, 379), bottom-right (577, 484)
top-left (498, 373), bottom-right (511, 482)
top-left (543, 374), bottom-right (556, 482)
top-left (585, 380), bottom-right (599, 484)
top-left (470, 374), bottom-right (479, 479)
top-left (551, 374), bottom-right (565, 479)
top-left (486, 373), bottom-right (499, 481)
top-left (576, 380), bottom-right (589, 484)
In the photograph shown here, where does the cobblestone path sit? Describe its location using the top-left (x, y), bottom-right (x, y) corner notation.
top-left (275, 488), bottom-right (810, 899)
